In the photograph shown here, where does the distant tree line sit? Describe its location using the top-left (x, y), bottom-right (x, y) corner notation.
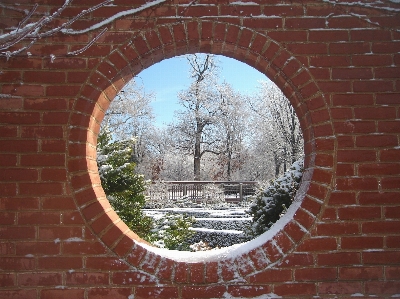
top-left (103, 53), bottom-right (304, 184)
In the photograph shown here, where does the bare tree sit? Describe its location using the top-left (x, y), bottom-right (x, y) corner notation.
top-left (102, 79), bottom-right (155, 166)
top-left (213, 82), bottom-right (248, 180)
top-left (170, 54), bottom-right (223, 181)
top-left (249, 81), bottom-right (303, 178)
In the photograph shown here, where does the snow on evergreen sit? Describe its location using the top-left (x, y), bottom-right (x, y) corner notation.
top-left (246, 159), bottom-right (304, 238)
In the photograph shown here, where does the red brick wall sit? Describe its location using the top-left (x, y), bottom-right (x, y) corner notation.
top-left (1, 1), bottom-right (399, 298)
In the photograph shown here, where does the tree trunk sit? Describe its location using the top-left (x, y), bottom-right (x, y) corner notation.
top-left (194, 124), bottom-right (202, 181)
top-left (274, 153), bottom-right (281, 177)
top-left (226, 131), bottom-right (232, 181)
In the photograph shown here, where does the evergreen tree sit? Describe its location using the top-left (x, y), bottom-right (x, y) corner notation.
top-left (149, 213), bottom-right (196, 251)
top-left (97, 129), bottom-right (153, 239)
top-left (246, 160), bottom-right (303, 238)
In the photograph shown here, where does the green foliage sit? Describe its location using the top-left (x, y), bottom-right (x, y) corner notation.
top-left (97, 129), bottom-right (196, 249)
top-left (149, 213), bottom-right (196, 251)
top-left (97, 129), bottom-right (153, 239)
top-left (246, 160), bottom-right (303, 238)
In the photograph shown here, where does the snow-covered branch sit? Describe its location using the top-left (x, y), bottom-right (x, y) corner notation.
top-left (323, 0), bottom-right (400, 32)
top-left (323, 0), bottom-right (400, 13)
top-left (0, 0), bottom-right (168, 59)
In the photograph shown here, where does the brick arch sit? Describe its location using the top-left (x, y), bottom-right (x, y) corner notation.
top-left (67, 20), bottom-right (333, 281)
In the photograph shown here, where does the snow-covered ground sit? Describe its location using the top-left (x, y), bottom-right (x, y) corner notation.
top-left (143, 207), bottom-right (251, 248)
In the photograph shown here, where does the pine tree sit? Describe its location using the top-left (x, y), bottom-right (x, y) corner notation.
top-left (97, 129), bottom-right (153, 239)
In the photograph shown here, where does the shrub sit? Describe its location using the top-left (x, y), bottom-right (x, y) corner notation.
top-left (97, 129), bottom-right (153, 239)
top-left (149, 213), bottom-right (196, 251)
top-left (246, 159), bottom-right (303, 238)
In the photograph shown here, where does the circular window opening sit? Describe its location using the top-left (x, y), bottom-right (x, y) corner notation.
top-left (96, 54), bottom-right (304, 254)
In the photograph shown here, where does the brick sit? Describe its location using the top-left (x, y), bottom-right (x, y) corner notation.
top-left (356, 135), bottom-right (398, 148)
top-left (248, 269), bottom-right (292, 283)
top-left (329, 192), bottom-right (356, 205)
top-left (332, 68), bottom-right (373, 79)
top-left (321, 208), bottom-right (336, 220)
top-left (0, 227), bottom-right (36, 240)
top-left (0, 257), bottom-right (35, 270)
top-left (351, 29), bottom-right (391, 41)
top-left (112, 271), bottom-right (156, 286)
top-left (338, 207), bottom-right (381, 220)
top-left (381, 149), bottom-right (400, 161)
top-left (0, 169), bottom-right (38, 181)
top-left (0, 290), bottom-right (36, 299)
top-left (366, 281), bottom-right (400, 294)
top-left (136, 287), bottom-right (178, 299)
top-left (339, 266), bottom-right (383, 280)
top-left (63, 241), bottom-right (107, 255)
top-left (341, 237), bottom-right (383, 250)
top-left (0, 212), bottom-right (15, 225)
top-left (220, 259), bottom-right (238, 281)
top-left (39, 226), bottom-right (82, 240)
top-left (335, 177), bottom-right (378, 191)
top-left (364, 31), bottom-right (400, 50)
top-left (87, 288), bottom-right (132, 299)
top-left (42, 169), bottom-right (67, 181)
top-left (279, 253), bottom-right (313, 268)
top-left (41, 289), bottom-right (85, 299)
top-left (334, 121), bottom-right (375, 134)
top-left (0, 274), bottom-right (15, 287)
top-left (189, 263), bottom-right (204, 284)
top-left (332, 93), bottom-right (374, 106)
top-left (381, 177), bottom-right (400, 189)
top-left (24, 71), bottom-right (66, 84)
top-left (378, 121), bottom-right (400, 133)
top-left (319, 282), bottom-right (362, 294)
top-left (328, 16), bottom-right (367, 29)
top-left (274, 283), bottom-right (316, 296)
top-left (310, 55), bottom-right (350, 67)
top-left (21, 126), bottom-right (64, 138)
top-left (360, 163), bottom-right (400, 176)
top-left (330, 42), bottom-right (370, 54)
top-left (296, 268), bottom-right (337, 281)
top-left (2, 84), bottom-right (44, 97)
top-left (227, 285), bottom-right (271, 298)
top-left (362, 221), bottom-right (400, 234)
top-left (242, 17), bottom-right (282, 29)
top-left (182, 286), bottom-right (226, 299)
top-left (18, 273), bottom-right (62, 286)
top-left (16, 241), bottom-right (60, 256)
top-left (363, 251), bottom-right (400, 265)
top-left (385, 206), bottom-right (400, 219)
top-left (309, 30), bottom-right (348, 41)
top-left (18, 212), bottom-right (60, 225)
top-left (41, 196), bottom-right (76, 210)
top-left (359, 192), bottom-right (400, 205)
top-left (316, 222), bottom-right (359, 236)
top-left (20, 154), bottom-right (65, 167)
top-left (386, 266), bottom-right (400, 280)
top-left (0, 243), bottom-right (15, 255)
top-left (318, 252), bottom-right (360, 266)
top-left (20, 182), bottom-right (64, 196)
top-left (66, 272), bottom-right (109, 285)
top-left (286, 17), bottom-right (325, 29)
top-left (336, 164), bottom-right (355, 176)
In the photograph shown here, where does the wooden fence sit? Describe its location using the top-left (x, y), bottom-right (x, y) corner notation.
top-left (146, 181), bottom-right (258, 203)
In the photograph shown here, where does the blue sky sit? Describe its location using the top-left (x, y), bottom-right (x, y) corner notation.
top-left (132, 55), bottom-right (269, 127)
